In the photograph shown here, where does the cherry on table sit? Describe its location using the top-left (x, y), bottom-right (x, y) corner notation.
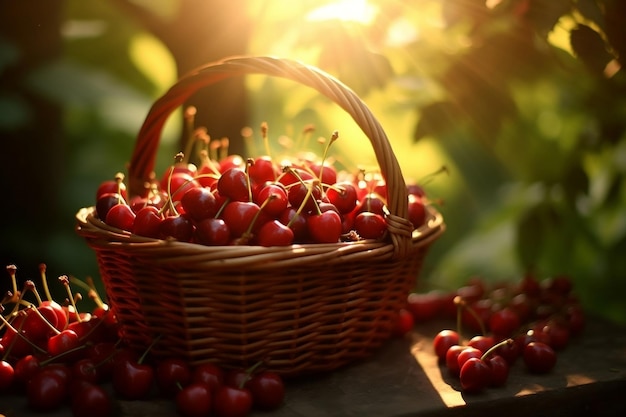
top-left (156, 357), bottom-right (192, 396)
top-left (191, 362), bottom-right (224, 393)
top-left (248, 370), bottom-right (285, 411)
top-left (176, 382), bottom-right (213, 417)
top-left (459, 357), bottom-right (490, 393)
top-left (523, 341), bottom-right (557, 374)
top-left (26, 368), bottom-right (68, 412)
top-left (213, 384), bottom-right (253, 417)
top-left (433, 329), bottom-right (460, 362)
top-left (71, 382), bottom-right (112, 417)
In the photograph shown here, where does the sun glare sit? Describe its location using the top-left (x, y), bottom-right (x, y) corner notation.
top-left (306, 0), bottom-right (378, 24)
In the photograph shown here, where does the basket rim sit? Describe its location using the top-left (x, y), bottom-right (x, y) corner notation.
top-left (76, 205), bottom-right (444, 268)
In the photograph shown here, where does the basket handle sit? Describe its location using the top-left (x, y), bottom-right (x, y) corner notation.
top-left (128, 56), bottom-right (413, 257)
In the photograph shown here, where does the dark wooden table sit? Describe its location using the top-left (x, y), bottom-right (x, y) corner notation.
top-left (2, 317), bottom-right (625, 417)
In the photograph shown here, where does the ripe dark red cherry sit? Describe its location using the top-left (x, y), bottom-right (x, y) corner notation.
top-left (433, 329), bottom-right (460, 362)
top-left (459, 357), bottom-right (491, 393)
top-left (105, 203), bottom-right (136, 231)
top-left (325, 182), bottom-right (358, 214)
top-left (523, 341), bottom-right (557, 374)
top-left (353, 211), bottom-right (387, 239)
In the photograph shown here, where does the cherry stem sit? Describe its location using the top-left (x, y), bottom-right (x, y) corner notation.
top-left (219, 137), bottom-right (229, 161)
top-left (70, 276), bottom-right (106, 309)
top-left (245, 158), bottom-right (254, 203)
top-left (182, 106), bottom-right (198, 163)
top-left (294, 124), bottom-right (315, 151)
top-left (480, 338), bottom-right (515, 361)
top-left (199, 149), bottom-right (221, 176)
top-left (260, 121), bottom-right (272, 160)
top-left (239, 360), bottom-right (266, 389)
top-left (39, 263), bottom-right (53, 302)
top-left (164, 153), bottom-right (184, 217)
top-left (238, 195), bottom-right (278, 243)
top-left (6, 265), bottom-right (18, 299)
top-left (418, 165), bottom-right (449, 186)
top-left (317, 130), bottom-right (338, 187)
top-left (40, 343), bottom-right (89, 367)
top-left (454, 295), bottom-right (487, 336)
top-left (138, 334), bottom-right (163, 365)
top-left (59, 275), bottom-right (82, 323)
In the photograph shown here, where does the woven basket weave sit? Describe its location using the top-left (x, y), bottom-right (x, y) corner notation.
top-left (75, 56), bottom-right (445, 376)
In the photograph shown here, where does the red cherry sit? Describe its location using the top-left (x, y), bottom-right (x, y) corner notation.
top-left (71, 382), bottom-right (112, 417)
top-left (195, 217), bottom-right (231, 246)
top-left (485, 354), bottom-right (509, 387)
top-left (467, 335), bottom-right (496, 354)
top-left (156, 357), bottom-right (191, 396)
top-left (247, 371), bottom-right (285, 411)
top-left (433, 329), bottom-right (460, 362)
top-left (112, 358), bottom-right (155, 400)
top-left (408, 193), bottom-right (426, 228)
top-left (325, 182), bottom-right (358, 214)
top-left (218, 167), bottom-right (251, 202)
top-left (95, 193), bottom-right (124, 221)
top-left (159, 214), bottom-right (194, 242)
top-left (445, 345), bottom-right (467, 376)
top-left (181, 186), bottom-right (219, 221)
top-left (353, 211), bottom-right (387, 239)
top-left (310, 163), bottom-right (337, 187)
top-left (287, 181), bottom-right (322, 212)
top-left (406, 291), bottom-right (445, 322)
top-left (39, 300), bottom-right (68, 332)
top-left (96, 177), bottom-right (127, 201)
top-left (219, 154), bottom-right (245, 172)
top-left (47, 329), bottom-right (80, 357)
top-left (248, 156), bottom-right (278, 184)
top-left (307, 210), bottom-right (342, 243)
top-left (71, 358), bottom-right (100, 384)
top-left (176, 382), bottom-right (213, 417)
top-left (355, 192), bottom-right (387, 216)
top-left (222, 201), bottom-right (263, 238)
top-left (166, 172), bottom-right (200, 202)
top-left (278, 207), bottom-right (309, 242)
top-left (457, 346), bottom-right (483, 370)
top-left (0, 360), bottom-right (14, 391)
top-left (392, 308), bottom-right (414, 337)
top-left (132, 205), bottom-right (163, 238)
top-left (191, 363), bottom-right (224, 393)
top-left (523, 341), bottom-right (556, 374)
top-left (489, 307), bottom-right (521, 338)
top-left (257, 220), bottom-right (294, 246)
top-left (459, 357), bottom-right (490, 393)
top-left (105, 203), bottom-right (136, 231)
top-left (253, 182), bottom-right (288, 217)
top-left (213, 385), bottom-right (253, 417)
top-left (13, 354), bottom-right (41, 386)
top-left (27, 369), bottom-right (68, 411)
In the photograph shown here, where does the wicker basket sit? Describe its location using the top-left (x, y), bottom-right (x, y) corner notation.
top-left (75, 56), bottom-right (445, 376)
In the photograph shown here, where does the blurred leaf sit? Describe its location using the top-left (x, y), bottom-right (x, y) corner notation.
top-left (516, 202), bottom-right (561, 270)
top-left (561, 162), bottom-right (590, 204)
top-left (574, 0), bottom-right (606, 32)
top-left (570, 24), bottom-right (613, 75)
top-left (441, 0), bottom-right (488, 28)
top-left (0, 38), bottom-right (19, 72)
top-left (0, 93), bottom-right (30, 129)
top-left (413, 101), bottom-right (459, 140)
top-left (604, 0), bottom-right (626, 67)
top-left (525, 0), bottom-right (572, 36)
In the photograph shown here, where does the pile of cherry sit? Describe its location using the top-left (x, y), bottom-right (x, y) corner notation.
top-left (0, 264), bottom-right (285, 417)
top-left (95, 126), bottom-right (429, 246)
top-left (404, 273), bottom-right (585, 393)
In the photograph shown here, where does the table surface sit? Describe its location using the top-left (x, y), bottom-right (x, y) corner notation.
top-left (2, 317), bottom-right (625, 417)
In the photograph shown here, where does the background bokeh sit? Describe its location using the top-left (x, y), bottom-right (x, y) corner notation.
top-left (1, 0), bottom-right (625, 323)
